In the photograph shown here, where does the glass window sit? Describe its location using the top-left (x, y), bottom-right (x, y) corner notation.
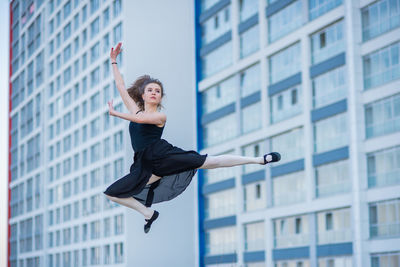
top-left (240, 63), bottom-right (260, 98)
top-left (113, 0), bottom-right (122, 18)
top-left (364, 93), bottom-right (400, 138)
top-left (203, 113), bottom-right (237, 147)
top-left (201, 6), bottom-right (231, 46)
top-left (369, 199), bottom-right (400, 238)
top-left (363, 41), bottom-right (400, 90)
top-left (270, 85), bottom-right (302, 123)
top-left (202, 41), bottom-right (233, 78)
top-left (311, 20), bottom-right (345, 65)
top-left (309, 0), bottom-right (342, 20)
top-left (268, 0), bottom-right (302, 43)
top-left (315, 160), bottom-right (350, 197)
top-left (239, 0), bottom-right (258, 22)
top-left (244, 221), bottom-right (265, 251)
top-left (63, 0), bottom-right (71, 19)
top-left (313, 113), bottom-right (348, 153)
top-left (367, 145), bottom-right (400, 188)
top-left (90, 0), bottom-right (99, 14)
top-left (317, 208), bottom-right (351, 244)
top-left (113, 22), bottom-right (122, 43)
top-left (269, 42), bottom-right (301, 84)
top-left (244, 181), bottom-right (267, 211)
top-left (273, 215), bottom-right (309, 248)
top-left (318, 256), bottom-right (352, 267)
top-left (241, 101), bottom-right (262, 134)
top-left (272, 171), bottom-right (306, 206)
top-left (205, 226), bottom-right (236, 255)
top-left (371, 252), bottom-right (400, 267)
top-left (240, 24), bottom-right (259, 59)
top-left (202, 76), bottom-right (236, 114)
top-left (270, 127), bottom-right (304, 164)
top-left (103, 8), bottom-right (110, 27)
top-left (204, 189), bottom-right (236, 219)
top-left (90, 42), bottom-right (100, 63)
top-left (362, 0), bottom-right (400, 41)
top-left (312, 66), bottom-right (346, 108)
top-left (90, 17), bottom-right (100, 39)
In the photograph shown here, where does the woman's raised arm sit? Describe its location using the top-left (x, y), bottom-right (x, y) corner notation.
top-left (110, 42), bottom-right (140, 114)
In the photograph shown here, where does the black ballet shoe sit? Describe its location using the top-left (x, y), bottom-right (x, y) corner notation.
top-left (144, 210), bottom-right (159, 233)
top-left (262, 152), bottom-right (281, 165)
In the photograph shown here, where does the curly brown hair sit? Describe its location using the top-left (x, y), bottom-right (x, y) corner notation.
top-left (126, 75), bottom-right (165, 111)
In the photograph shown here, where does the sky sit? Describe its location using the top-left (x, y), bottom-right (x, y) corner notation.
top-left (1, 0), bottom-right (10, 266)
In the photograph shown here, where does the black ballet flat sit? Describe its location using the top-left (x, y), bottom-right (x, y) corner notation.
top-left (144, 210), bottom-right (159, 233)
top-left (262, 152), bottom-right (281, 165)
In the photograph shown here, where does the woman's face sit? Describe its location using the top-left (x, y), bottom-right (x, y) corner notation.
top-left (142, 83), bottom-right (162, 105)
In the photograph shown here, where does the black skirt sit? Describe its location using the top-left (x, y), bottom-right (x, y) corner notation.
top-left (103, 138), bottom-right (208, 207)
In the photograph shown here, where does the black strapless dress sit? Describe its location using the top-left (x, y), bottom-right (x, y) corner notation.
top-left (103, 114), bottom-right (207, 207)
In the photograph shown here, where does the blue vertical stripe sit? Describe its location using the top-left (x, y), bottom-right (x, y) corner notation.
top-left (195, 0), bottom-right (205, 266)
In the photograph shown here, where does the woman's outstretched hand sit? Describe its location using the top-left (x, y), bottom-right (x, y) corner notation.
top-left (108, 99), bottom-right (116, 116)
top-left (110, 42), bottom-right (122, 62)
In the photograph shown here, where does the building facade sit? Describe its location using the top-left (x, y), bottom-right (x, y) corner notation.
top-left (8, 0), bottom-right (198, 267)
top-left (195, 0), bottom-right (400, 266)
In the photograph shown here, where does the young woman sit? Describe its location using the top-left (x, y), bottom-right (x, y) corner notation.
top-left (103, 42), bottom-right (281, 233)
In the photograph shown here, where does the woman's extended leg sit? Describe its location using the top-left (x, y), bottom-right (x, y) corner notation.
top-left (198, 154), bottom-right (273, 169)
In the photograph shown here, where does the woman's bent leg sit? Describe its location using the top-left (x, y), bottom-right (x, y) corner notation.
top-left (105, 194), bottom-right (154, 219)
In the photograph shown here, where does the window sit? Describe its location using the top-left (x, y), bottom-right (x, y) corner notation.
top-left (244, 221), bottom-right (265, 252)
top-left (240, 63), bottom-right (260, 98)
top-left (311, 20), bottom-right (344, 64)
top-left (309, 0), bottom-right (342, 20)
top-left (113, 0), bottom-right (122, 17)
top-left (240, 25), bottom-right (259, 59)
top-left (313, 113), bottom-right (348, 153)
top-left (364, 93), bottom-right (400, 138)
top-left (367, 146), bottom-right (400, 188)
top-left (204, 189), bottom-right (236, 219)
top-left (371, 252), bottom-right (400, 267)
top-left (63, 0), bottom-right (71, 19)
top-left (203, 113), bottom-right (237, 147)
top-left (363, 41), bottom-right (400, 90)
top-left (205, 226), bottom-right (236, 255)
top-left (270, 85), bottom-right (302, 123)
top-left (201, 6), bottom-right (231, 46)
top-left (63, 22), bottom-right (72, 41)
top-left (270, 127), bottom-right (304, 164)
top-left (103, 8), bottom-right (110, 27)
top-left (113, 22), bottom-right (122, 44)
top-left (90, 17), bottom-right (100, 39)
top-left (274, 215), bottom-right (309, 248)
top-left (244, 181), bottom-right (266, 211)
top-left (269, 43), bottom-right (301, 84)
top-left (241, 102), bottom-right (262, 134)
top-left (268, 0), bottom-right (302, 43)
top-left (90, 42), bottom-right (100, 63)
top-left (362, 0), bottom-right (400, 41)
top-left (239, 0), bottom-right (258, 22)
top-left (90, 0), bottom-right (99, 14)
top-left (315, 160), bottom-right (350, 197)
top-left (202, 76), bottom-right (236, 114)
top-left (369, 198), bottom-right (400, 238)
top-left (312, 66), bottom-right (346, 108)
top-left (272, 171), bottom-right (306, 206)
top-left (202, 41), bottom-right (233, 78)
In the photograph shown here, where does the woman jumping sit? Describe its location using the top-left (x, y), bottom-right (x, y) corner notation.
top-left (103, 42), bottom-right (281, 233)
